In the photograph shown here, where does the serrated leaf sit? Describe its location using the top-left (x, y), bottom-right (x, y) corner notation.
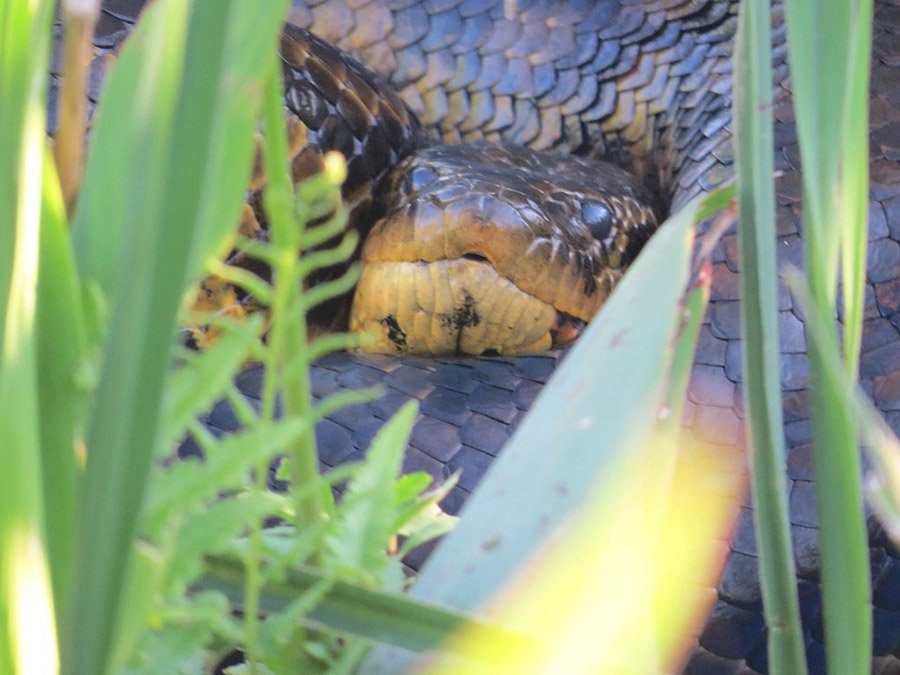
top-left (145, 418), bottom-right (306, 535)
top-left (162, 315), bottom-right (264, 447)
top-left (165, 491), bottom-right (288, 588)
top-left (393, 472), bottom-right (460, 551)
top-left (326, 402), bottom-right (417, 584)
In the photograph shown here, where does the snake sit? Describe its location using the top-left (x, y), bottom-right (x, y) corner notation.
top-left (51, 1), bottom-right (900, 672)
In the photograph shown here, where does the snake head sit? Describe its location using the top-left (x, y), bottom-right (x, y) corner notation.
top-left (350, 142), bottom-right (658, 356)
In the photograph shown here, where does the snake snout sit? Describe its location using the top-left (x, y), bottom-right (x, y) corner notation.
top-left (349, 142), bottom-right (658, 356)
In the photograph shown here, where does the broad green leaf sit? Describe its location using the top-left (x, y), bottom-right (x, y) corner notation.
top-left (0, 1), bottom-right (58, 673)
top-left (421, 434), bottom-right (740, 674)
top-left (733, 1), bottom-right (806, 672)
top-left (364, 186), bottom-right (733, 672)
top-left (64, 2), bottom-right (291, 671)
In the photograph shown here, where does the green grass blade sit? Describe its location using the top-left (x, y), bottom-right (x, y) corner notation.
top-left (35, 147), bottom-right (86, 626)
top-left (363, 187), bottom-right (733, 671)
top-left (64, 2), bottom-right (288, 671)
top-left (783, 1), bottom-right (851, 301)
top-left (199, 556), bottom-right (526, 654)
top-left (784, 2), bottom-right (874, 671)
top-left (64, 3), bottom-right (205, 670)
top-left (0, 1), bottom-right (58, 672)
top-left (784, 269), bottom-right (900, 546)
top-left (838, 0), bottom-right (874, 377)
top-left (733, 2), bottom-right (806, 672)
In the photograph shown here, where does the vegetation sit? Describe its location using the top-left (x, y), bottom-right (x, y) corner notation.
top-left (1, 0), bottom-right (897, 674)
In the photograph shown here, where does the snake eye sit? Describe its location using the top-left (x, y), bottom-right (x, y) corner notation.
top-left (581, 200), bottom-right (614, 241)
top-left (462, 252), bottom-right (489, 263)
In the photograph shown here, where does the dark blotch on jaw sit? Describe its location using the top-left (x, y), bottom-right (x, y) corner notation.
top-left (452, 291), bottom-right (481, 354)
top-left (456, 291), bottom-right (480, 329)
top-left (581, 254), bottom-right (598, 297)
top-left (381, 314), bottom-right (407, 349)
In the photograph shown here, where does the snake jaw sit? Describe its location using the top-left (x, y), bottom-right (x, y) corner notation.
top-left (349, 142), bottom-right (657, 355)
top-left (350, 258), bottom-right (558, 355)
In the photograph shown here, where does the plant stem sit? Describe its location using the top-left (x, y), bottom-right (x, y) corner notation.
top-left (260, 60), bottom-right (325, 534)
top-left (783, 1), bottom-right (874, 670)
top-left (733, 2), bottom-right (807, 672)
top-left (53, 0), bottom-right (99, 214)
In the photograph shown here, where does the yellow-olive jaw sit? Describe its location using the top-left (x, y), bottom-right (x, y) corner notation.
top-left (350, 258), bottom-right (559, 355)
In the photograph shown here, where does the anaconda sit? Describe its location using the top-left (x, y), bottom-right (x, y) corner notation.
top-left (50, 1), bottom-right (900, 672)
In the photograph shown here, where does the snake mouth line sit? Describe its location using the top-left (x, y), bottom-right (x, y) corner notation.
top-left (349, 257), bottom-right (587, 356)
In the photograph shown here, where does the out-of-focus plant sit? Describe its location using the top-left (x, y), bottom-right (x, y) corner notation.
top-left (363, 185), bottom-right (742, 673)
top-left (732, 0), bottom-right (898, 673)
top-left (1, 2), bottom-right (459, 673)
top-left (781, 0), bottom-right (884, 672)
top-left (732, 0), bottom-right (806, 672)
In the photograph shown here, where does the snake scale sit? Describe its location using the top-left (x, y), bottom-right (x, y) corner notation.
top-left (49, 1), bottom-right (900, 672)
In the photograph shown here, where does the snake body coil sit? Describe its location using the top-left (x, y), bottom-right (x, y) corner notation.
top-left (52, 2), bottom-right (900, 672)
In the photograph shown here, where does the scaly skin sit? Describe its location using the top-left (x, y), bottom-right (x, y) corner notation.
top-left (52, 2), bottom-right (900, 671)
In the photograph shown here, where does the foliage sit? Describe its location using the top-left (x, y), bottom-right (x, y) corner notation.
top-left (2, 2), bottom-right (457, 673)
top-left (4, 1), bottom-right (897, 674)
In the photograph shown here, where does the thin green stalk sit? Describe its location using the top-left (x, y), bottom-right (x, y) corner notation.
top-left (784, 2), bottom-right (873, 671)
top-left (733, 2), bottom-right (807, 672)
top-left (838, 0), bottom-right (874, 377)
top-left (260, 62), bottom-right (326, 532)
top-left (243, 55), bottom-right (329, 670)
top-left (243, 63), bottom-right (290, 675)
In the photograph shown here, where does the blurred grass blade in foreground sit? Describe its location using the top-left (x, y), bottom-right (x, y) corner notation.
top-left (784, 1), bottom-right (875, 671)
top-left (62, 1), bottom-right (290, 672)
top-left (733, 0), bottom-right (806, 671)
top-left (0, 0), bottom-right (59, 673)
top-left (422, 436), bottom-right (740, 674)
top-left (364, 186), bottom-right (738, 672)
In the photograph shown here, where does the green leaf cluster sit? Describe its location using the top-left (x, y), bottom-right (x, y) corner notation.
top-left (1, 2), bottom-right (456, 673)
